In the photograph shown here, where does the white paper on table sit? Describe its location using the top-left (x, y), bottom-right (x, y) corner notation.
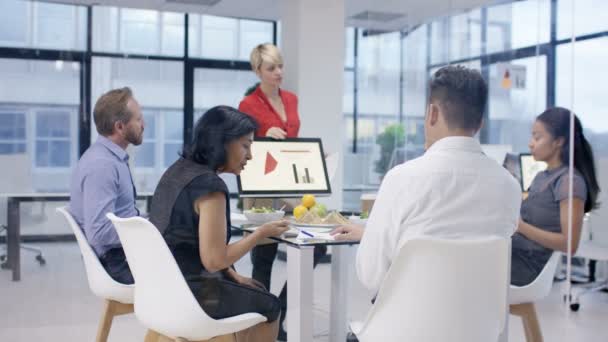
top-left (296, 230), bottom-right (335, 241)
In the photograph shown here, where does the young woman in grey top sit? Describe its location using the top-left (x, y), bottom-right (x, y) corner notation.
top-left (511, 107), bottom-right (600, 286)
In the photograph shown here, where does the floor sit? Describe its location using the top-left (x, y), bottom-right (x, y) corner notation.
top-left (1, 241), bottom-right (607, 341)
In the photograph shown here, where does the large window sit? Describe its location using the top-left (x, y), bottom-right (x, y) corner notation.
top-left (557, 0), bottom-right (608, 39)
top-left (556, 37), bottom-right (608, 153)
top-left (35, 110), bottom-right (72, 168)
top-left (188, 15), bottom-right (273, 60)
top-left (0, 58), bottom-right (80, 192)
top-left (488, 56), bottom-right (547, 152)
top-left (0, 0), bottom-right (86, 50)
top-left (486, 0), bottom-right (550, 54)
top-left (136, 112), bottom-right (157, 168)
top-left (356, 30), bottom-right (401, 154)
top-left (132, 109), bottom-right (184, 169)
top-left (0, 111), bottom-right (26, 154)
top-left (193, 68), bottom-right (258, 122)
top-left (92, 57), bottom-right (184, 192)
top-left (93, 7), bottom-right (185, 56)
top-left (431, 9), bottom-right (482, 63)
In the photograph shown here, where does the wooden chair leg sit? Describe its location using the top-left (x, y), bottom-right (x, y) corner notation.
top-left (166, 334), bottom-right (236, 342)
top-left (96, 299), bottom-right (134, 342)
top-left (510, 303), bottom-right (543, 342)
top-left (96, 300), bottom-right (115, 342)
top-left (209, 334), bottom-right (236, 342)
top-left (145, 330), bottom-right (161, 342)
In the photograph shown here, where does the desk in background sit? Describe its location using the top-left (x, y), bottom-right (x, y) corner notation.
top-left (2, 192), bottom-right (153, 282)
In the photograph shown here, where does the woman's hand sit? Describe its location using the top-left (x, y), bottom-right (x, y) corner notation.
top-left (266, 127), bottom-right (287, 139)
top-left (255, 220), bottom-right (290, 239)
top-left (330, 224), bottom-right (364, 241)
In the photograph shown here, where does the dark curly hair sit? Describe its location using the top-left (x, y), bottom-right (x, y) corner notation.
top-left (429, 65), bottom-right (488, 131)
top-left (182, 106), bottom-right (258, 171)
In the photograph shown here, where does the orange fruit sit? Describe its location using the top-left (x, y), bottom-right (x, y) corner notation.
top-left (301, 194), bottom-right (316, 208)
top-left (293, 205), bottom-right (308, 220)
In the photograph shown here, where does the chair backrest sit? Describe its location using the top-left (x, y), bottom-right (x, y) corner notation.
top-left (355, 237), bottom-right (510, 342)
top-left (106, 213), bottom-right (217, 336)
top-left (56, 207), bottom-right (133, 303)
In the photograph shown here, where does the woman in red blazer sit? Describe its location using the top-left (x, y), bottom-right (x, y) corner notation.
top-left (239, 44), bottom-right (300, 139)
top-left (238, 43), bottom-right (325, 341)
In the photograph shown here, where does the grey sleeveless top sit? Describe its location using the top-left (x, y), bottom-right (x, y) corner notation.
top-left (513, 166), bottom-right (588, 253)
top-left (150, 157), bottom-right (231, 277)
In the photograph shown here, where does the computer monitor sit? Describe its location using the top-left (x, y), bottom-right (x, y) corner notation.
top-left (237, 137), bottom-right (331, 197)
top-left (481, 144), bottom-right (513, 165)
top-left (502, 153), bottom-right (521, 185)
top-left (519, 153), bottom-right (547, 192)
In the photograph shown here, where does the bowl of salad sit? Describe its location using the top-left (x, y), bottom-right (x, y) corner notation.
top-left (348, 211), bottom-right (369, 226)
top-left (243, 207), bottom-right (285, 225)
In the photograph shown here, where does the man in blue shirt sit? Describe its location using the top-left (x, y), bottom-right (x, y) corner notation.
top-left (69, 87), bottom-right (144, 284)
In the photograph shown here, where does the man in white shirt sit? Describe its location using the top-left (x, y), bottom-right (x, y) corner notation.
top-left (331, 65), bottom-right (521, 293)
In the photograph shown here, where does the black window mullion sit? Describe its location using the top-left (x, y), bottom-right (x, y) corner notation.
top-left (398, 30), bottom-right (404, 124)
top-left (353, 28), bottom-right (359, 154)
top-left (547, 0), bottom-right (557, 108)
top-left (79, 5), bottom-right (92, 157)
top-left (480, 7), bottom-right (490, 143)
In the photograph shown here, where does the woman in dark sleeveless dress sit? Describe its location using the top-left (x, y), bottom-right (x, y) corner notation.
top-left (150, 106), bottom-right (289, 341)
top-left (511, 107), bottom-right (600, 286)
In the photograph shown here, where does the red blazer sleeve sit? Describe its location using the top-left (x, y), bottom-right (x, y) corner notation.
top-left (239, 96), bottom-right (269, 137)
top-left (282, 91), bottom-right (300, 138)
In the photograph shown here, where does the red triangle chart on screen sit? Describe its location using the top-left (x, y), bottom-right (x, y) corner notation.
top-left (265, 152), bottom-right (278, 175)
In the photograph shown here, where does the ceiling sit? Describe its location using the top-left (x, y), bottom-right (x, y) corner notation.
top-left (38, 0), bottom-right (504, 31)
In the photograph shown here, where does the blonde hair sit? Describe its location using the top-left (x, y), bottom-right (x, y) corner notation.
top-left (249, 43), bottom-right (283, 72)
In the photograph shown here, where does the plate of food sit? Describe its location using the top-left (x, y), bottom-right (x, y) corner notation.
top-left (243, 207), bottom-right (285, 225)
top-left (290, 194), bottom-right (351, 232)
top-left (291, 210), bottom-right (351, 232)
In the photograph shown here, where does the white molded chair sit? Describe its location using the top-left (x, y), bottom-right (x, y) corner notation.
top-left (106, 213), bottom-right (267, 341)
top-left (569, 158), bottom-right (608, 310)
top-left (350, 237), bottom-right (510, 342)
top-left (509, 252), bottom-right (561, 342)
top-left (571, 240), bottom-right (608, 309)
top-left (56, 207), bottom-right (134, 342)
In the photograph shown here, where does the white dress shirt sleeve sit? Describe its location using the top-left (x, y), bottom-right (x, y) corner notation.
top-left (355, 169), bottom-right (410, 292)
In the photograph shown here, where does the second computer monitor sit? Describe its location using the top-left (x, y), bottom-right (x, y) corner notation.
top-left (519, 153), bottom-right (547, 192)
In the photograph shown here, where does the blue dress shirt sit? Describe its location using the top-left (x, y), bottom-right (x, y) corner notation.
top-left (69, 136), bottom-right (139, 257)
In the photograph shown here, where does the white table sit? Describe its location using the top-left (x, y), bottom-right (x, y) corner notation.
top-left (1, 192), bottom-right (152, 281)
top-left (239, 225), bottom-right (359, 342)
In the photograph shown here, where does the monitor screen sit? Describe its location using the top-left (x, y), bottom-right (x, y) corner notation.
top-left (520, 153), bottom-right (547, 191)
top-left (503, 153), bottom-right (521, 185)
top-left (237, 138), bottom-right (331, 197)
top-left (481, 144), bottom-right (513, 165)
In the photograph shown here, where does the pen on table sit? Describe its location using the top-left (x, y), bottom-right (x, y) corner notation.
top-left (301, 229), bottom-right (315, 238)
top-left (296, 227), bottom-right (314, 238)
